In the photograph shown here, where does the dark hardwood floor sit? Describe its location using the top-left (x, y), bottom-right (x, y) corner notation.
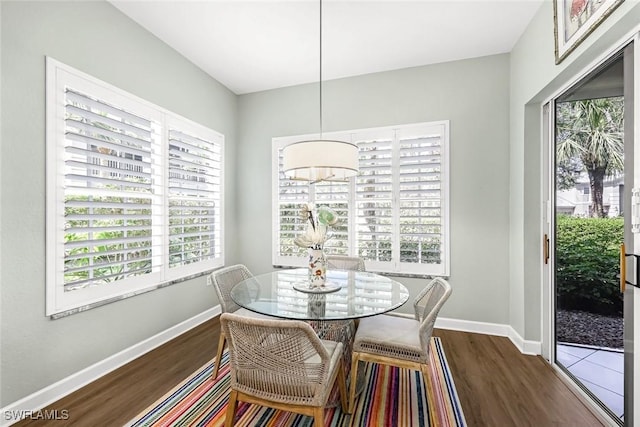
top-left (13, 319), bottom-right (603, 426)
top-left (13, 319), bottom-right (216, 427)
top-left (432, 329), bottom-right (603, 427)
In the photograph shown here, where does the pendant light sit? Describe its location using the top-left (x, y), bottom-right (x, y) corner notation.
top-left (282, 0), bottom-right (359, 184)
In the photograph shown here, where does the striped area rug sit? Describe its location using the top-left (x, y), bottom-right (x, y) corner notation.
top-left (129, 337), bottom-right (466, 427)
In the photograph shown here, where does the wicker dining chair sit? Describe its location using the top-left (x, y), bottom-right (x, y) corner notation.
top-left (220, 313), bottom-right (349, 427)
top-left (326, 255), bottom-right (365, 271)
top-left (348, 277), bottom-right (452, 412)
top-left (208, 264), bottom-right (266, 379)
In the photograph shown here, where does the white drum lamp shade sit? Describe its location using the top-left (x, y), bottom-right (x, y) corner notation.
top-left (283, 139), bottom-right (359, 182)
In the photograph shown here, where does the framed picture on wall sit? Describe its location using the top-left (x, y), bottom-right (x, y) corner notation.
top-left (554, 0), bottom-right (624, 64)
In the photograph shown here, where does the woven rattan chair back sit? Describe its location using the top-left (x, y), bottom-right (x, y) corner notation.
top-left (207, 264), bottom-right (257, 379)
top-left (208, 264), bottom-right (253, 314)
top-left (414, 277), bottom-right (452, 354)
top-left (220, 313), bottom-right (349, 426)
top-left (325, 255), bottom-right (366, 271)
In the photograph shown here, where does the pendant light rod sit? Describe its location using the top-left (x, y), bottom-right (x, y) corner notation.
top-left (319, 0), bottom-right (323, 138)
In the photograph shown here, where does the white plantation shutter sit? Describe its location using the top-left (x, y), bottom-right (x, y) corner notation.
top-left (273, 122), bottom-right (449, 276)
top-left (167, 124), bottom-right (222, 272)
top-left (355, 135), bottom-right (394, 269)
top-left (275, 147), bottom-right (310, 265)
top-left (397, 124), bottom-right (448, 275)
top-left (63, 88), bottom-right (160, 292)
top-left (46, 58), bottom-right (224, 316)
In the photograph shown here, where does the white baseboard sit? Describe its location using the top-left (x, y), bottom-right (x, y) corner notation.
top-left (507, 326), bottom-right (543, 355)
top-left (0, 307), bottom-right (220, 427)
top-left (435, 317), bottom-right (542, 355)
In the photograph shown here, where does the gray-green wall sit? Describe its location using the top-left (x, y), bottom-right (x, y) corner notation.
top-left (0, 1), bottom-right (238, 406)
top-left (237, 54), bottom-right (512, 324)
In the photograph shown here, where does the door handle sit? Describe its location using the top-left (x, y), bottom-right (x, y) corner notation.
top-left (543, 234), bottom-right (549, 264)
top-left (620, 244), bottom-right (626, 293)
top-left (620, 246), bottom-right (640, 291)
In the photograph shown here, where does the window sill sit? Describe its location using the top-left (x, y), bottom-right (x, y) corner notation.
top-left (272, 264), bottom-right (448, 280)
top-left (49, 269), bottom-right (216, 320)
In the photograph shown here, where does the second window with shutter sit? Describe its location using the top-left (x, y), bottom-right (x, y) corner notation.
top-left (272, 121), bottom-right (449, 277)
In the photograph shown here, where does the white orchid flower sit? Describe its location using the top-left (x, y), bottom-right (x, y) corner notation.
top-left (293, 203), bottom-right (335, 249)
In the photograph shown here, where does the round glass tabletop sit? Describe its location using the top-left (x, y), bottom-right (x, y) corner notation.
top-left (230, 268), bottom-right (410, 321)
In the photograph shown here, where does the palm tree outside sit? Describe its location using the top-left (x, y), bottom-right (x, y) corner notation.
top-left (556, 97), bottom-right (624, 218)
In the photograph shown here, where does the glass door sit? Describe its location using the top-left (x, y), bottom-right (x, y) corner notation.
top-left (551, 47), bottom-right (631, 425)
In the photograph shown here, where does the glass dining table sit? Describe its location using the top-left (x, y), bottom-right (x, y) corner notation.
top-left (230, 267), bottom-right (410, 407)
top-left (229, 267), bottom-right (410, 321)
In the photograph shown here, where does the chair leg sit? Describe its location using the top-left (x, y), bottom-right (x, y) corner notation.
top-left (212, 332), bottom-right (226, 379)
top-left (224, 389), bottom-right (239, 427)
top-left (312, 406), bottom-right (324, 427)
top-left (421, 363), bottom-right (438, 427)
top-left (337, 360), bottom-right (349, 414)
top-left (348, 352), bottom-right (361, 413)
top-left (420, 363), bottom-right (431, 395)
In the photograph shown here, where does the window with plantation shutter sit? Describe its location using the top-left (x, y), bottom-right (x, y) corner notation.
top-left (272, 121), bottom-right (449, 276)
top-left (396, 125), bottom-right (447, 275)
top-left (61, 89), bottom-right (160, 294)
top-left (46, 58), bottom-right (224, 316)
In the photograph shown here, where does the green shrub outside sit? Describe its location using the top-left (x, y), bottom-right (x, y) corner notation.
top-left (556, 215), bottom-right (623, 315)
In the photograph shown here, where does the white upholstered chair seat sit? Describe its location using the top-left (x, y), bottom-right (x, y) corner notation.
top-left (353, 314), bottom-right (424, 363)
top-left (304, 339), bottom-right (341, 366)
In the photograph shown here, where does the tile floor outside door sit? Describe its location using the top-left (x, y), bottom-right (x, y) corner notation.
top-left (557, 343), bottom-right (624, 423)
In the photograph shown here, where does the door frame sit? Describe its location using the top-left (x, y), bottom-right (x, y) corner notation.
top-left (541, 31), bottom-right (639, 427)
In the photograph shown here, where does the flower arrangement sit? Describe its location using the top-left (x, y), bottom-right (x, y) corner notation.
top-left (293, 203), bottom-right (338, 250)
top-left (294, 203), bottom-right (338, 287)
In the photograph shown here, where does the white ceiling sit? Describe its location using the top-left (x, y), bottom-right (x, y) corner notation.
top-left (111, 0), bottom-right (543, 95)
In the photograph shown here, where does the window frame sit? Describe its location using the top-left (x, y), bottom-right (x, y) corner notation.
top-left (272, 121), bottom-right (450, 277)
top-left (45, 58), bottom-right (224, 316)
